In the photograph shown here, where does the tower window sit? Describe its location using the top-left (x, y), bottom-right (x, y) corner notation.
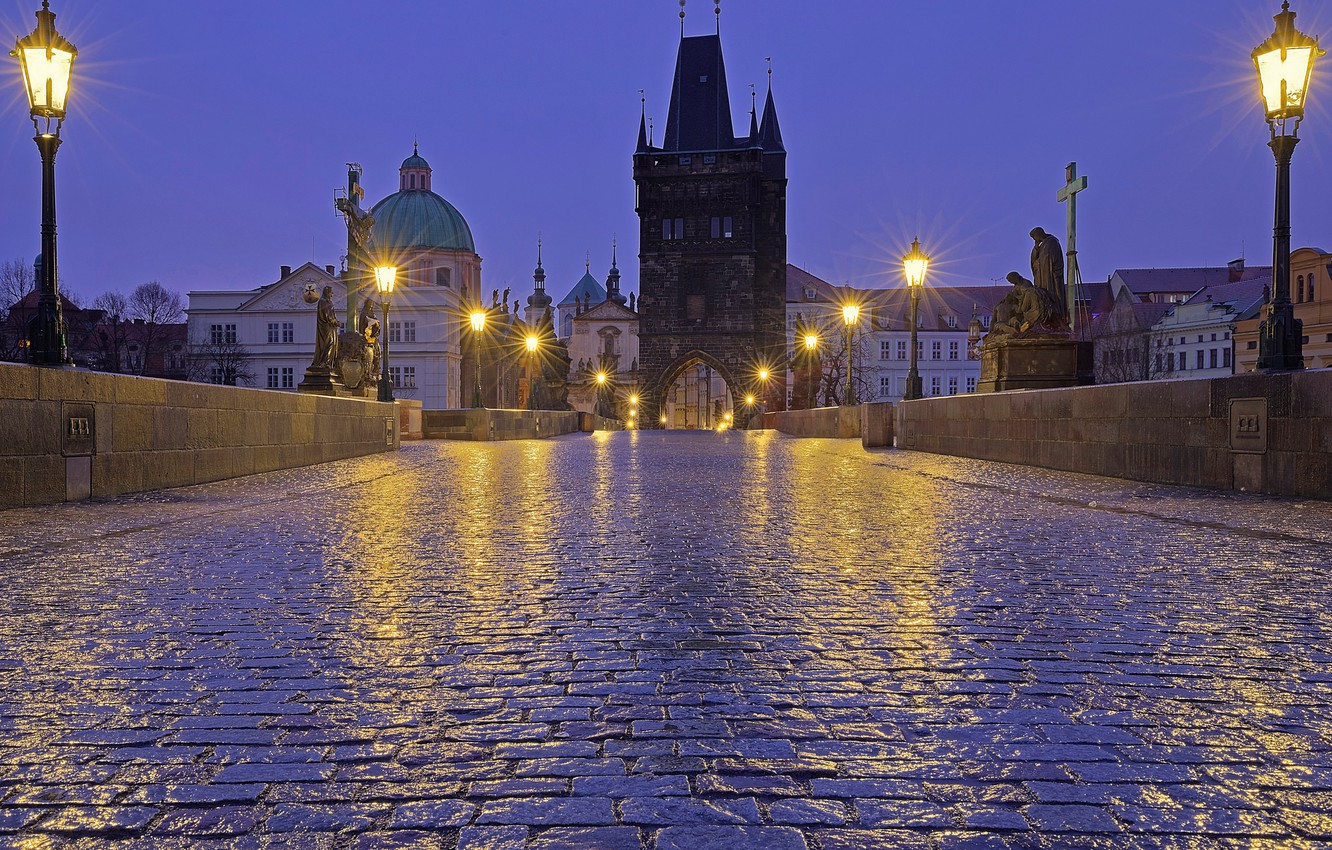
top-left (410, 173), bottom-right (417, 189)
top-left (662, 218), bottom-right (684, 240)
top-left (1298, 275), bottom-right (1305, 302)
top-left (436, 267), bottom-right (451, 287)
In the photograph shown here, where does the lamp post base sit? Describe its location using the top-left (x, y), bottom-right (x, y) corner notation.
top-left (1256, 305), bottom-right (1304, 371)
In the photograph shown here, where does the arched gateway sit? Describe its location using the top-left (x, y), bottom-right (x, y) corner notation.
top-left (633, 25), bottom-right (787, 428)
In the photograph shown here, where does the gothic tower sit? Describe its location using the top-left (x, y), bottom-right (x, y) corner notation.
top-left (634, 23), bottom-right (788, 426)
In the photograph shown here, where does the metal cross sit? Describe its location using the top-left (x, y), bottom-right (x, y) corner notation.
top-left (1056, 161), bottom-right (1089, 333)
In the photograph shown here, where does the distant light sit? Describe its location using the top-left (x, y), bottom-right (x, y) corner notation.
top-left (745, 394), bottom-right (756, 405)
top-left (757, 368), bottom-right (770, 382)
top-left (629, 394), bottom-right (639, 405)
top-left (595, 371), bottom-right (608, 385)
top-left (525, 334), bottom-right (539, 352)
top-left (660, 414), bottom-right (668, 424)
top-left (842, 303), bottom-right (860, 326)
top-left (903, 236), bottom-right (930, 288)
top-left (804, 334), bottom-right (818, 350)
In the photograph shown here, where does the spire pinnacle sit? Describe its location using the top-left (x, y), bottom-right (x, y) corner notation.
top-left (714, 0), bottom-right (720, 33)
top-left (679, 0), bottom-right (685, 36)
top-left (585, 251), bottom-right (590, 272)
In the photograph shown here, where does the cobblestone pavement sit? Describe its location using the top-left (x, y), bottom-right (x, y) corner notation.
top-left (2, 432), bottom-right (1332, 849)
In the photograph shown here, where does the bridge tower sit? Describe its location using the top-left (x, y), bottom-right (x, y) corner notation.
top-left (634, 22), bottom-right (787, 427)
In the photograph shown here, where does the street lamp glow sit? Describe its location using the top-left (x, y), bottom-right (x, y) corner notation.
top-left (13, 2), bottom-right (77, 122)
top-left (841, 303), bottom-right (860, 326)
top-left (757, 367), bottom-right (770, 382)
top-left (629, 394), bottom-right (638, 406)
top-left (469, 311), bottom-right (486, 332)
top-left (803, 333), bottom-right (818, 350)
top-left (660, 414), bottom-right (668, 424)
top-left (903, 236), bottom-right (930, 288)
top-left (595, 371), bottom-right (608, 385)
top-left (373, 265), bottom-right (396, 295)
top-left (1254, 2), bottom-right (1323, 124)
top-left (525, 334), bottom-right (539, 352)
top-left (745, 394), bottom-right (756, 405)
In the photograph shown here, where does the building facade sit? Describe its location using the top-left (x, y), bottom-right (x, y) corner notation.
top-left (1235, 246), bottom-right (1332, 371)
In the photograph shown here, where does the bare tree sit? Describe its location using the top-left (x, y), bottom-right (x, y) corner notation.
top-left (0, 258), bottom-right (35, 361)
top-left (127, 281), bottom-right (185, 375)
top-left (188, 339), bottom-right (254, 387)
top-left (92, 290), bottom-right (130, 372)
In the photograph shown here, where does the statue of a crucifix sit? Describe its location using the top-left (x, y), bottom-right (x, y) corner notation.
top-left (1056, 161), bottom-right (1088, 335)
top-left (335, 163), bottom-right (375, 333)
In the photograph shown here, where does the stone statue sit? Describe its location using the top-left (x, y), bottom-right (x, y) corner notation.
top-left (359, 299), bottom-right (381, 379)
top-left (987, 272), bottom-right (1066, 341)
top-left (492, 289), bottom-right (500, 308)
top-left (312, 286), bottom-right (341, 369)
top-left (334, 165), bottom-right (375, 332)
top-left (629, 292), bottom-right (637, 311)
top-left (1029, 227), bottom-right (1068, 327)
top-left (502, 287), bottom-right (511, 312)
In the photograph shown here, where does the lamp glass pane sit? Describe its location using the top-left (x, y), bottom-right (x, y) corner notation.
top-left (21, 47), bottom-right (72, 112)
top-left (842, 304), bottom-right (860, 325)
top-left (904, 257), bottom-right (928, 287)
top-left (1257, 46), bottom-right (1314, 114)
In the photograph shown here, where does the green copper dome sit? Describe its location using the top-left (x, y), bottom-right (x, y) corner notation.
top-left (401, 152), bottom-right (430, 170)
top-left (370, 189), bottom-right (475, 253)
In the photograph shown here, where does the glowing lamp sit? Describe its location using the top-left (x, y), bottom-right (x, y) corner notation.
top-left (373, 265), bottom-right (396, 295)
top-left (1254, 2), bottom-right (1323, 124)
top-left (13, 2), bottom-right (76, 123)
top-left (903, 236), bottom-right (929, 288)
top-left (745, 394), bottom-right (756, 405)
top-left (469, 311), bottom-right (486, 332)
top-left (629, 394), bottom-right (638, 406)
top-left (757, 368), bottom-right (770, 382)
top-left (525, 334), bottom-right (539, 352)
top-left (804, 334), bottom-right (818, 350)
top-left (595, 371), bottom-right (608, 385)
top-left (660, 414), bottom-right (667, 424)
top-left (842, 303), bottom-right (860, 326)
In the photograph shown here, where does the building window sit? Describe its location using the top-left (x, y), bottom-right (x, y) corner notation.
top-left (917, 340), bottom-right (924, 359)
top-left (678, 155), bottom-right (692, 165)
top-left (948, 377), bottom-right (958, 395)
top-left (897, 340), bottom-right (907, 360)
top-left (389, 322), bottom-right (401, 343)
top-left (1155, 353), bottom-right (1163, 372)
top-left (949, 341), bottom-right (959, 360)
top-left (402, 321), bottom-right (416, 343)
top-left (267, 323), bottom-right (279, 344)
top-left (931, 341), bottom-right (941, 360)
top-left (879, 376), bottom-right (892, 398)
top-left (282, 322), bottom-right (294, 343)
top-left (1223, 348), bottom-right (1231, 368)
top-left (267, 367), bottom-right (279, 388)
top-left (390, 366), bottom-right (417, 388)
top-left (930, 376), bottom-right (941, 396)
top-left (1209, 348), bottom-right (1218, 368)
top-left (1247, 340), bottom-right (1258, 350)
top-left (686, 294), bottom-right (706, 320)
top-left (209, 367), bottom-right (223, 385)
top-left (1210, 333), bottom-right (1217, 342)
top-left (966, 376), bottom-right (977, 393)
top-left (225, 324), bottom-right (237, 344)
top-left (1298, 275), bottom-right (1305, 302)
top-left (1195, 350), bottom-right (1204, 369)
top-left (880, 340), bottom-right (892, 360)
top-left (703, 153), bottom-right (716, 165)
top-left (210, 324), bottom-right (224, 345)
top-left (662, 218), bottom-right (685, 240)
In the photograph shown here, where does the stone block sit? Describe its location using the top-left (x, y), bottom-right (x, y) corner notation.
top-left (1170, 377), bottom-right (1211, 418)
top-left (1291, 370), bottom-right (1332, 417)
top-left (65, 456), bottom-right (91, 501)
top-left (1294, 450), bottom-right (1331, 499)
top-left (0, 399), bottom-right (61, 456)
top-left (152, 406), bottom-right (190, 451)
top-left (860, 402), bottom-right (893, 448)
top-left (36, 367), bottom-right (115, 404)
top-left (113, 376), bottom-right (168, 406)
top-left (0, 363), bottom-right (40, 400)
top-left (195, 447), bottom-right (239, 483)
top-left (110, 405), bottom-right (156, 453)
top-left (23, 455), bottom-right (65, 505)
top-left (1268, 418), bottom-right (1313, 453)
top-left (0, 457), bottom-right (24, 509)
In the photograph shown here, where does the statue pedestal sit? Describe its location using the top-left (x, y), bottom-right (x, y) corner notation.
top-left (297, 366), bottom-right (344, 396)
top-left (977, 336), bottom-right (1080, 393)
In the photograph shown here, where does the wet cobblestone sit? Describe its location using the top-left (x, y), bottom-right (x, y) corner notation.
top-left (0, 431), bottom-right (1330, 848)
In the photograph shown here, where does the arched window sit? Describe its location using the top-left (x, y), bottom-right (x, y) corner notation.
top-left (410, 173), bottom-right (417, 190)
top-left (1298, 275), bottom-right (1305, 302)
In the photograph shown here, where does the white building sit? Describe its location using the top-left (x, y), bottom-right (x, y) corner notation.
top-left (186, 147), bottom-right (480, 409)
top-left (1145, 275), bottom-right (1268, 378)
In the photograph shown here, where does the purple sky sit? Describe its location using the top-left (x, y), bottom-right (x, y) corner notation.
top-left (0, 0), bottom-right (1327, 306)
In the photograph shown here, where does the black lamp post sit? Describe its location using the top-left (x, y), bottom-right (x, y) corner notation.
top-left (841, 302), bottom-right (859, 406)
top-left (469, 308), bottom-right (486, 408)
top-left (374, 266), bottom-right (396, 402)
top-left (902, 237), bottom-right (929, 400)
top-left (1254, 2), bottom-right (1321, 371)
top-left (13, 1), bottom-right (76, 367)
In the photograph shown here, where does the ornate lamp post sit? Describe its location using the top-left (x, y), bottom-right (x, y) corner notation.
top-left (1254, 2), bottom-right (1321, 371)
top-left (373, 266), bottom-right (396, 402)
top-left (841, 302), bottom-right (860, 405)
top-left (13, 1), bottom-right (77, 366)
top-left (902, 237), bottom-right (930, 400)
top-left (469, 309), bottom-right (487, 407)
top-left (524, 332), bottom-right (540, 409)
top-left (802, 331), bottom-right (819, 408)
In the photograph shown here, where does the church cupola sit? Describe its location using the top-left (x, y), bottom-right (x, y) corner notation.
top-left (399, 142), bottom-right (432, 192)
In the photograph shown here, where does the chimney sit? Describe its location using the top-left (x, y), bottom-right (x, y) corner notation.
top-left (1227, 258), bottom-right (1245, 282)
top-left (280, 265), bottom-right (292, 278)
top-left (325, 265), bottom-right (336, 276)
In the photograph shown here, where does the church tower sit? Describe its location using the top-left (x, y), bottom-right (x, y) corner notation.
top-left (634, 14), bottom-right (788, 425)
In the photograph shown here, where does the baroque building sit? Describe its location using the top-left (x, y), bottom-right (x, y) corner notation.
top-left (633, 22), bottom-right (787, 427)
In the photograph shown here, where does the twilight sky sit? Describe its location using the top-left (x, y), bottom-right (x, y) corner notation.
top-left (0, 0), bottom-right (1327, 306)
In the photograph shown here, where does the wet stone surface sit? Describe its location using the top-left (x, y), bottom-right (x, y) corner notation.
top-left (0, 431), bottom-right (1330, 848)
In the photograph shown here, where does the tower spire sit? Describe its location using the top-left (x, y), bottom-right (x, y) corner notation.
top-left (679, 0), bottom-right (685, 36)
top-left (748, 83), bottom-right (758, 141)
top-left (714, 0), bottom-right (720, 33)
top-left (637, 90), bottom-right (649, 151)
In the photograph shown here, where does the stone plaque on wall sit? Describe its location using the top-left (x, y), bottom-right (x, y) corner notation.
top-left (1229, 397), bottom-right (1267, 454)
top-left (61, 402), bottom-right (94, 457)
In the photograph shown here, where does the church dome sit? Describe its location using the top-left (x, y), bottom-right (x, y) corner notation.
top-left (370, 146), bottom-right (475, 253)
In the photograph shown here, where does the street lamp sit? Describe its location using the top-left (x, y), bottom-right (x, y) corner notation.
top-left (524, 332), bottom-right (540, 409)
top-left (902, 236), bottom-right (929, 400)
top-left (469, 309), bottom-right (486, 407)
top-left (1254, 1), bottom-right (1321, 371)
top-left (374, 265), bottom-right (396, 402)
top-left (841, 301), bottom-right (860, 405)
top-left (13, 1), bottom-right (77, 366)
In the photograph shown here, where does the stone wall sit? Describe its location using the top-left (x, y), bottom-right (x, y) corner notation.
top-left (896, 370), bottom-right (1332, 499)
top-left (0, 362), bottom-right (399, 509)
top-left (422, 409), bottom-right (597, 441)
top-left (763, 405), bottom-right (862, 439)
